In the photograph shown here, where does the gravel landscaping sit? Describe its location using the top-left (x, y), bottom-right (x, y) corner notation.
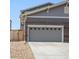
top-left (10, 41), bottom-right (35, 59)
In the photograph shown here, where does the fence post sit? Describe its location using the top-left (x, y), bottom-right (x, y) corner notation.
top-left (18, 30), bottom-right (19, 41)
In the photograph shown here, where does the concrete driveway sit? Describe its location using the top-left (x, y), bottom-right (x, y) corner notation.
top-left (29, 42), bottom-right (69, 59)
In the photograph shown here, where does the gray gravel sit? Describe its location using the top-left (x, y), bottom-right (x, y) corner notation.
top-left (10, 41), bottom-right (35, 59)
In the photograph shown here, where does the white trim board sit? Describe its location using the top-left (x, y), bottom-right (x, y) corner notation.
top-left (28, 25), bottom-right (64, 28)
top-left (27, 25), bottom-right (64, 42)
top-left (27, 16), bottom-right (69, 19)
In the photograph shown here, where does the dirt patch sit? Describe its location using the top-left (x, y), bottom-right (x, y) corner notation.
top-left (10, 41), bottom-right (35, 59)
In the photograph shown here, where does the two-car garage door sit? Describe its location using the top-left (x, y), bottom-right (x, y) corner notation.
top-left (27, 25), bottom-right (64, 42)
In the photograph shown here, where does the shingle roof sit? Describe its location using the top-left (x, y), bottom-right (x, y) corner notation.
top-left (21, 2), bottom-right (53, 13)
top-left (20, 1), bottom-right (69, 16)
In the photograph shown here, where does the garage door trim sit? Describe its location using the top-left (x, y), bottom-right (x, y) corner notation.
top-left (27, 25), bottom-right (64, 42)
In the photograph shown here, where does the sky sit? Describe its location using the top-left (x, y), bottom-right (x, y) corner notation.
top-left (10, 0), bottom-right (64, 29)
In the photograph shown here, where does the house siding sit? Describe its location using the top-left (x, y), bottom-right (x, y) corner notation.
top-left (28, 5), bottom-right (69, 17)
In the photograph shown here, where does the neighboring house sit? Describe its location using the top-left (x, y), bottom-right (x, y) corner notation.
top-left (20, 1), bottom-right (69, 42)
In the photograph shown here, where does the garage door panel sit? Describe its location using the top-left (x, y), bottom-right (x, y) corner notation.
top-left (29, 27), bottom-right (63, 42)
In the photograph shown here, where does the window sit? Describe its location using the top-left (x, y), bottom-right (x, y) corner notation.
top-left (42, 28), bottom-right (45, 30)
top-left (30, 28), bottom-right (32, 30)
top-left (38, 28), bottom-right (40, 30)
top-left (46, 28), bottom-right (49, 30)
top-left (50, 28), bottom-right (53, 30)
top-left (54, 28), bottom-right (57, 30)
top-left (58, 28), bottom-right (61, 30)
top-left (34, 28), bottom-right (36, 30)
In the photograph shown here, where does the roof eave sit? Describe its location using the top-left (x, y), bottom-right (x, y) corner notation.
top-left (21, 1), bottom-right (68, 16)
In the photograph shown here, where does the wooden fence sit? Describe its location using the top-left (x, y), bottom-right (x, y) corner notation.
top-left (10, 30), bottom-right (24, 41)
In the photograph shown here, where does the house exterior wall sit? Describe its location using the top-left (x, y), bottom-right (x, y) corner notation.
top-left (27, 5), bottom-right (69, 16)
top-left (26, 18), bottom-right (69, 42)
top-left (20, 4), bottom-right (69, 30)
top-left (20, 3), bottom-right (69, 42)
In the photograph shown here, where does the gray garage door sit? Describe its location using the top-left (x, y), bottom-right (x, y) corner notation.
top-left (28, 27), bottom-right (63, 42)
